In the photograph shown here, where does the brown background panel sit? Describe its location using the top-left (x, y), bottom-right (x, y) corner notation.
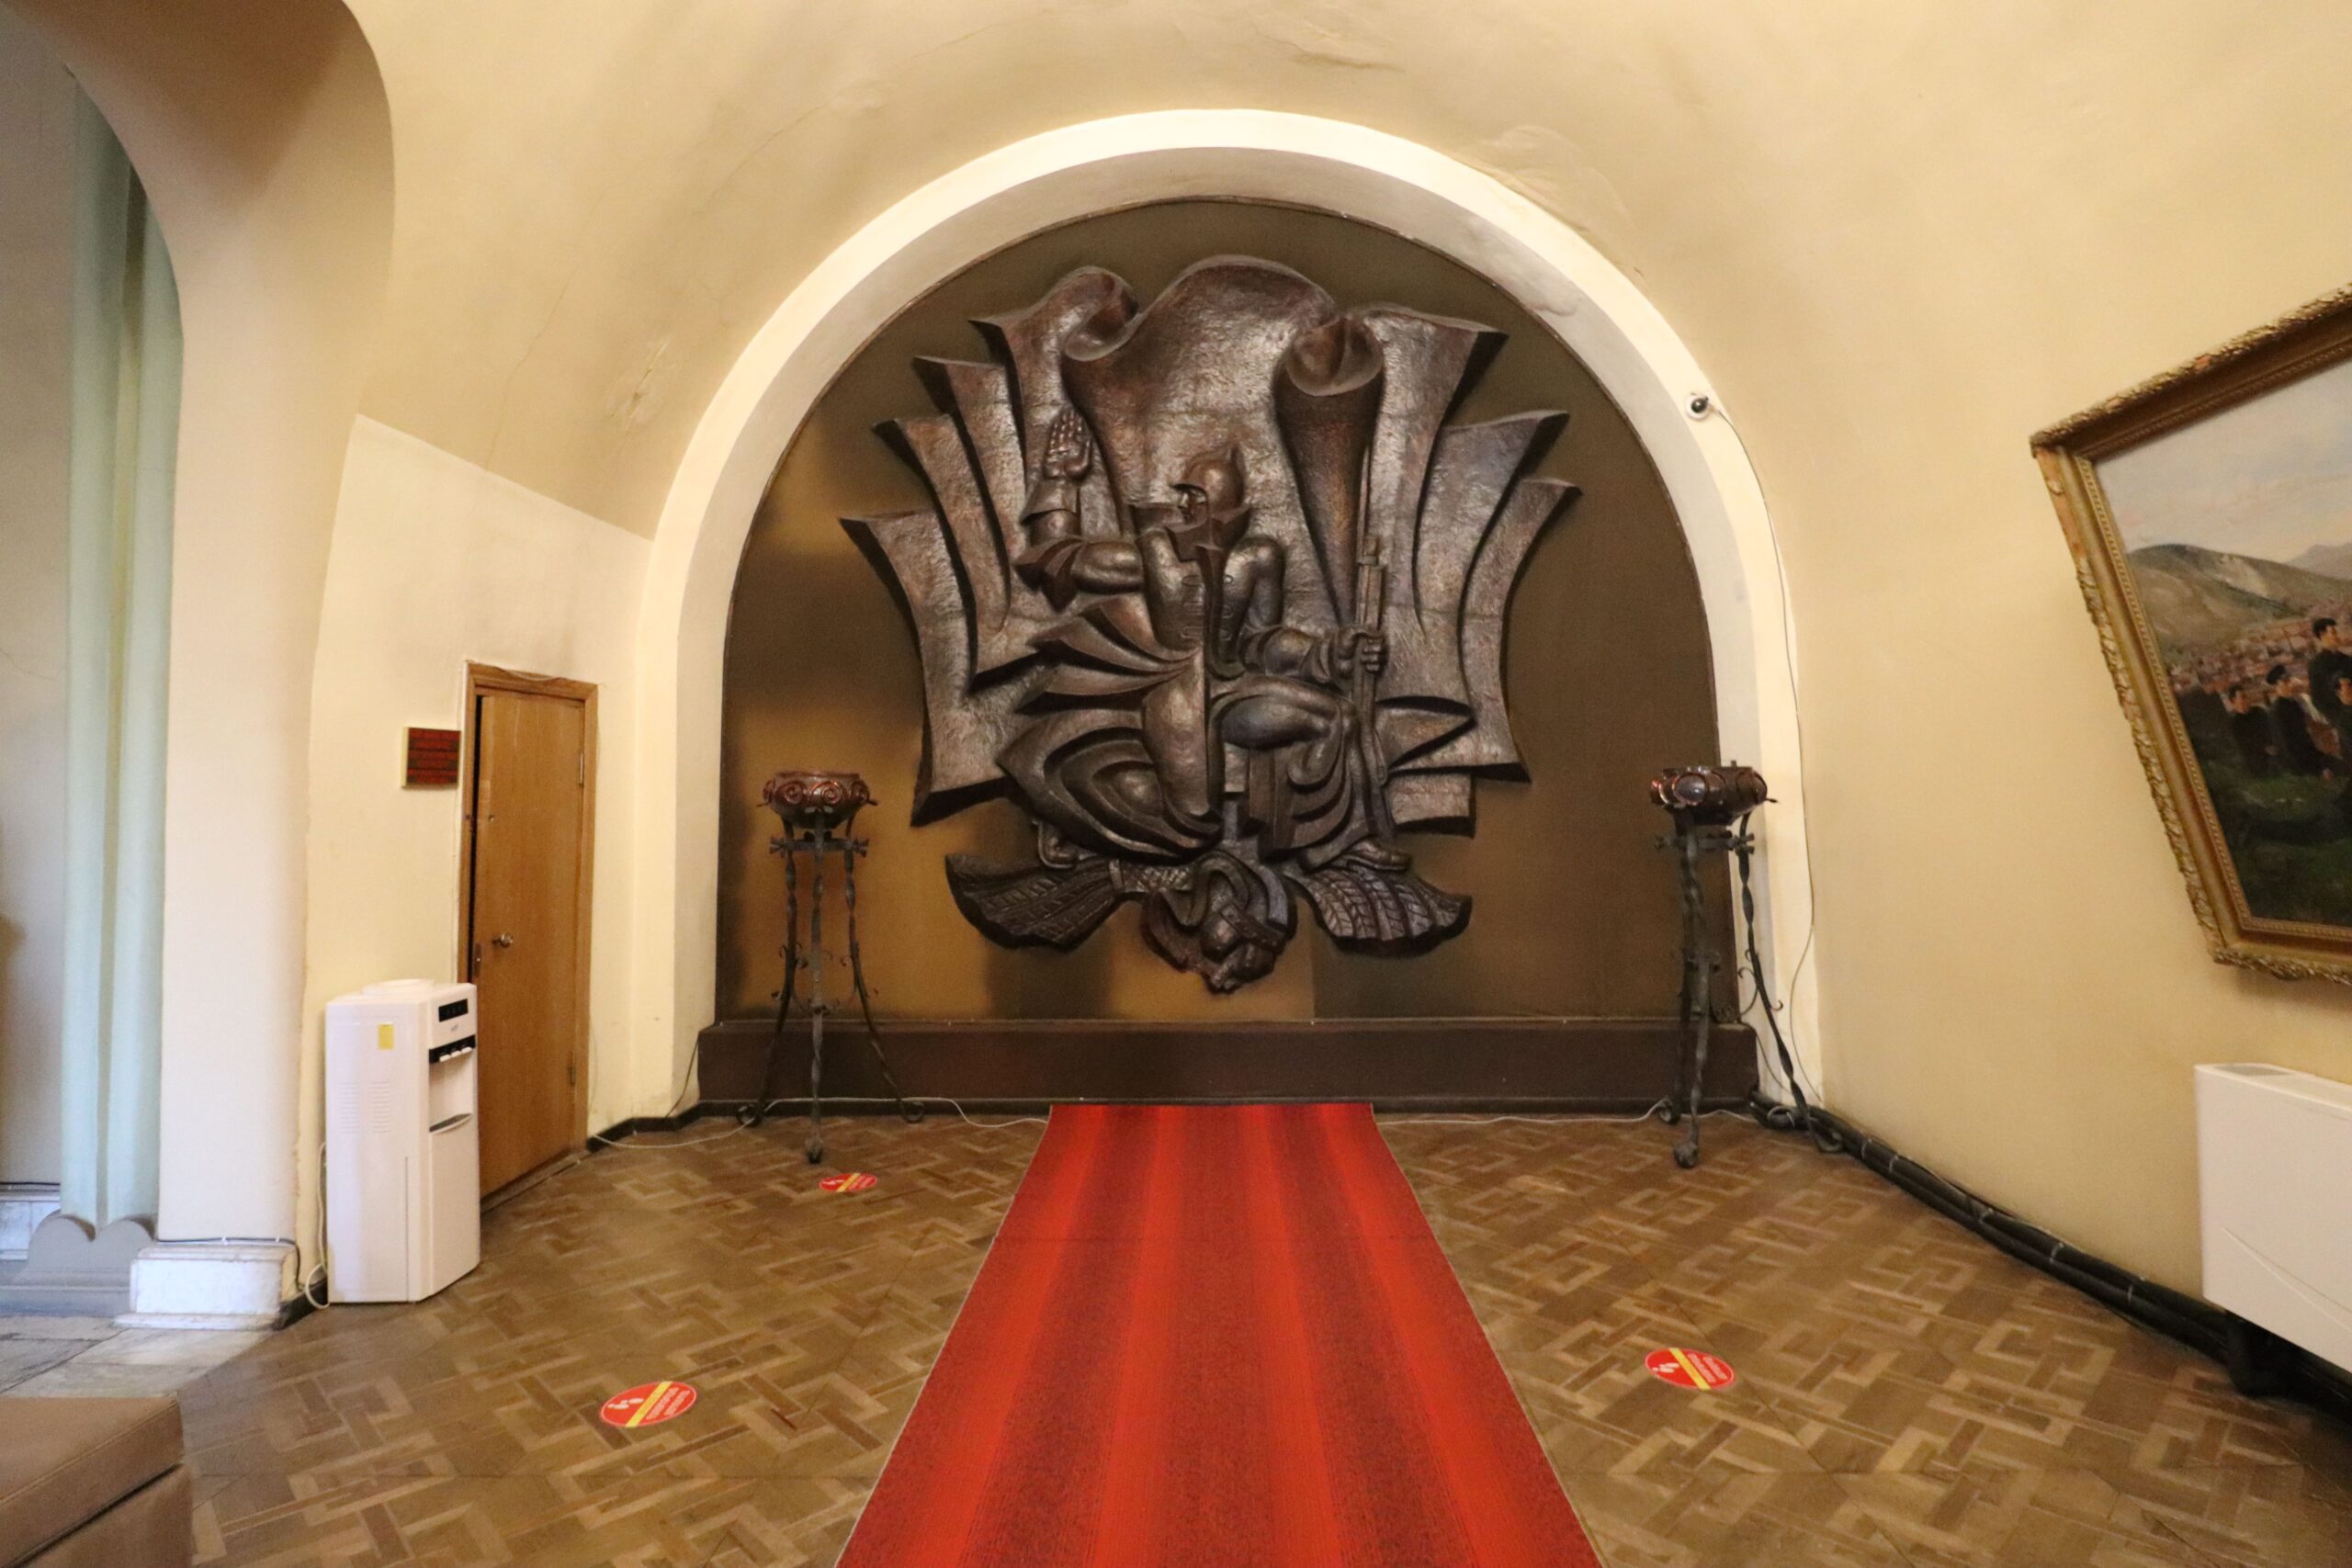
top-left (719, 199), bottom-right (1731, 1023)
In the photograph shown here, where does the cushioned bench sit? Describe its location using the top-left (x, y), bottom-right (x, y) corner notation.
top-left (0, 1398), bottom-right (191, 1566)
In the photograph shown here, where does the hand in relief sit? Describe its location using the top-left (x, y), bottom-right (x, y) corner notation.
top-left (1338, 627), bottom-right (1387, 676)
top-left (1043, 406), bottom-right (1093, 480)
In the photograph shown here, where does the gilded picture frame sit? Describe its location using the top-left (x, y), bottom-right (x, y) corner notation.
top-left (2036, 283), bottom-right (2352, 983)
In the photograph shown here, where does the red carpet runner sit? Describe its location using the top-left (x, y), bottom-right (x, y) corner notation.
top-left (839, 1103), bottom-right (1600, 1567)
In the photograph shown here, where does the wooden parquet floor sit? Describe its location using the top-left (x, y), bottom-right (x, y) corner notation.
top-left (171, 1111), bottom-right (2352, 1566)
top-left (1385, 1115), bottom-right (2352, 1568)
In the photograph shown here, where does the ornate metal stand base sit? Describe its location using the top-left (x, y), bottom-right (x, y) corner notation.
top-left (756, 772), bottom-right (921, 1164)
top-left (1659, 818), bottom-right (1746, 1169)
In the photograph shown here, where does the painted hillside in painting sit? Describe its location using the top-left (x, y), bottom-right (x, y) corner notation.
top-left (2126, 543), bottom-right (2352, 659)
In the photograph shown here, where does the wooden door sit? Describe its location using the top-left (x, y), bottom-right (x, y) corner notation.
top-left (463, 670), bottom-right (594, 1194)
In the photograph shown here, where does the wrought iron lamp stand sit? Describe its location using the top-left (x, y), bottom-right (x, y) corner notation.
top-left (1659, 814), bottom-right (1750, 1169)
top-left (1654, 763), bottom-right (1829, 1169)
top-left (757, 772), bottom-right (920, 1164)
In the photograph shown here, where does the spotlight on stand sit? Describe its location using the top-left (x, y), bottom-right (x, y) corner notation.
top-left (1649, 763), bottom-right (1770, 829)
top-left (1648, 762), bottom-right (1820, 1168)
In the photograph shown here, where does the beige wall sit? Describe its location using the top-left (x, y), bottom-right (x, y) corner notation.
top-left (0, 8), bottom-right (72, 1182)
top-left (322, 0), bottom-right (2352, 1292)
top-left (299, 416), bottom-right (648, 1252)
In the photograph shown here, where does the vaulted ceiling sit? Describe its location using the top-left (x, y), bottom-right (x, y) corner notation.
top-left (342, 2), bottom-right (2352, 537)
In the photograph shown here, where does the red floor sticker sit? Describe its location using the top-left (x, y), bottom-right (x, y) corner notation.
top-left (820, 1172), bottom-right (878, 1193)
top-left (1645, 1348), bottom-right (1736, 1390)
top-left (600, 1381), bottom-right (697, 1429)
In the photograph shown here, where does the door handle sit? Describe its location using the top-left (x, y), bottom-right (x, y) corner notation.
top-left (492, 932), bottom-right (516, 949)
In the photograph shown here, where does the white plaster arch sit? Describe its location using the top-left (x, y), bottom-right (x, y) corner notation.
top-left (13, 0), bottom-right (396, 1320)
top-left (629, 109), bottom-right (1816, 1107)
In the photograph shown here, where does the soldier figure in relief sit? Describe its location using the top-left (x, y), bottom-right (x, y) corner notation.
top-left (1013, 407), bottom-right (1397, 875)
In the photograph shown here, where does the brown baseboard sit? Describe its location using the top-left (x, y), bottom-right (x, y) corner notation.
top-left (693, 1016), bottom-right (1758, 1111)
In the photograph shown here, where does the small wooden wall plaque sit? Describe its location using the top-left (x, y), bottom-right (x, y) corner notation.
top-left (404, 727), bottom-right (461, 787)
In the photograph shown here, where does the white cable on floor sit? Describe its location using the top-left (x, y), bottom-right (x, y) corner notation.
top-left (586, 1120), bottom-right (750, 1150)
top-left (303, 1141), bottom-right (330, 1309)
top-left (1383, 1100), bottom-right (1746, 1126)
top-left (831, 1095), bottom-right (1048, 1129)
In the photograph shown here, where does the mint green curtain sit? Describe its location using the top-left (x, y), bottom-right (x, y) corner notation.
top-left (56, 93), bottom-right (178, 1230)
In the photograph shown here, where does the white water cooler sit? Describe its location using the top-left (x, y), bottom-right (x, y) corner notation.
top-left (325, 979), bottom-right (482, 1302)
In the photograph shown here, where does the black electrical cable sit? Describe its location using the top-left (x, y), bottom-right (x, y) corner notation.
top-left (1734, 810), bottom-right (1838, 1153)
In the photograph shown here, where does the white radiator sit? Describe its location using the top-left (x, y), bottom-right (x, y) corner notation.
top-left (2196, 1062), bottom-right (2352, 1373)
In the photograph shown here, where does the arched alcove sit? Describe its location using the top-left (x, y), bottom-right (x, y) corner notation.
top-left (632, 112), bottom-right (1815, 1112)
top-left (718, 199), bottom-right (1728, 1039)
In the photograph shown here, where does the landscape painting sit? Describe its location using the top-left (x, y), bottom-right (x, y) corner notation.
top-left (2037, 287), bottom-right (2352, 981)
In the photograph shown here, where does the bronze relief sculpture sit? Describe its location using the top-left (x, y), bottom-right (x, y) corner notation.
top-left (846, 257), bottom-right (1576, 990)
